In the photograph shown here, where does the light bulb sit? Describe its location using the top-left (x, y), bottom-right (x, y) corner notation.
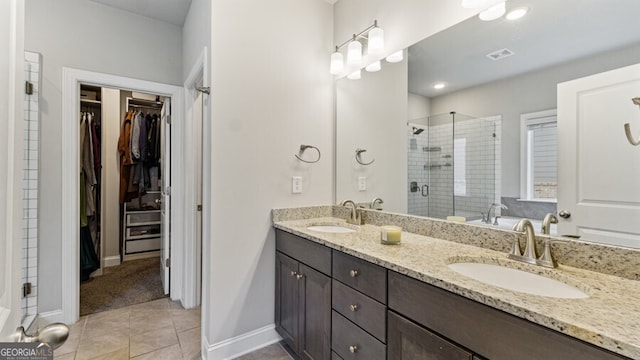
top-left (347, 40), bottom-right (362, 66)
top-left (479, 1), bottom-right (506, 21)
top-left (368, 27), bottom-right (384, 55)
top-left (386, 50), bottom-right (403, 63)
top-left (506, 7), bottom-right (529, 21)
top-left (347, 70), bottom-right (361, 80)
top-left (365, 61), bottom-right (381, 72)
top-left (433, 83), bottom-right (445, 90)
top-left (330, 51), bottom-right (344, 75)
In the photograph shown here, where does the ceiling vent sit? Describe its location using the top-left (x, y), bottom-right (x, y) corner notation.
top-left (486, 48), bottom-right (515, 60)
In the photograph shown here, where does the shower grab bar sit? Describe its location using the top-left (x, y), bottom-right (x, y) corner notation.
top-left (294, 144), bottom-right (321, 163)
top-left (624, 97), bottom-right (640, 146)
top-left (355, 148), bottom-right (375, 165)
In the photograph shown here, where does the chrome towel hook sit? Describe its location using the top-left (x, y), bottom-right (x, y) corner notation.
top-left (624, 97), bottom-right (640, 146)
top-left (355, 148), bottom-right (375, 165)
top-left (294, 144), bottom-right (321, 163)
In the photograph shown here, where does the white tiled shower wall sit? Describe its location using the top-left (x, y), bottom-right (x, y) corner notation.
top-left (407, 116), bottom-right (501, 220)
top-left (22, 51), bottom-right (40, 322)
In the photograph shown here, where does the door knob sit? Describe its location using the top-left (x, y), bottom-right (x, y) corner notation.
top-left (559, 210), bottom-right (571, 219)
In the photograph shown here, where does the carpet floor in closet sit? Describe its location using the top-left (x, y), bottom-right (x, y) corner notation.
top-left (80, 257), bottom-right (165, 316)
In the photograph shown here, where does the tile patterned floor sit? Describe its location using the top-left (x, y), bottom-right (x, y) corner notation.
top-left (53, 297), bottom-right (292, 360)
top-left (53, 298), bottom-right (201, 360)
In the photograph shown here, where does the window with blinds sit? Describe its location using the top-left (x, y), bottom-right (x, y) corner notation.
top-left (521, 111), bottom-right (557, 201)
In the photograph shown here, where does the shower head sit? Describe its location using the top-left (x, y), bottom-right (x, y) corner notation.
top-left (412, 127), bottom-right (424, 135)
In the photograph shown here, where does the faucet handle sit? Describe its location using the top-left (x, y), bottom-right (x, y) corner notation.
top-left (493, 216), bottom-right (501, 226)
top-left (509, 237), bottom-right (522, 256)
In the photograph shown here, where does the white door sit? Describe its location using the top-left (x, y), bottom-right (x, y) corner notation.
top-left (557, 62), bottom-right (640, 248)
top-left (160, 98), bottom-right (171, 294)
top-left (193, 91), bottom-right (203, 303)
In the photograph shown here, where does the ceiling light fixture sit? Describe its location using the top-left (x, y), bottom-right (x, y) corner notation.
top-left (433, 83), bottom-right (446, 90)
top-left (479, 1), bottom-right (506, 21)
top-left (506, 6), bottom-right (529, 20)
top-left (386, 50), bottom-right (403, 63)
top-left (329, 20), bottom-right (385, 75)
top-left (365, 60), bottom-right (381, 72)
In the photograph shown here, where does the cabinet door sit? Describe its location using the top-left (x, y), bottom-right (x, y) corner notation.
top-left (299, 263), bottom-right (332, 360)
top-left (388, 311), bottom-right (473, 360)
top-left (276, 252), bottom-right (300, 351)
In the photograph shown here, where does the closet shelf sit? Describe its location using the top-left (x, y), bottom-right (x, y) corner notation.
top-left (80, 99), bottom-right (101, 104)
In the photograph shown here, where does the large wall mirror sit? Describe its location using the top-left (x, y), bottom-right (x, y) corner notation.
top-left (336, 0), bottom-right (640, 248)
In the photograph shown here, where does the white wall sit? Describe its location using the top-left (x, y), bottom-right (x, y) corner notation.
top-left (336, 58), bottom-right (408, 212)
top-left (0, 0), bottom-right (24, 339)
top-left (182, 0), bottom-right (211, 82)
top-left (430, 43), bottom-right (640, 197)
top-left (24, 0), bottom-right (183, 314)
top-left (205, 0), bottom-right (334, 353)
top-left (408, 92), bottom-right (430, 124)
top-left (333, 0), bottom-right (478, 77)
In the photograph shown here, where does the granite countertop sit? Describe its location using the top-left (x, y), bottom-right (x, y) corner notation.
top-left (273, 217), bottom-right (640, 359)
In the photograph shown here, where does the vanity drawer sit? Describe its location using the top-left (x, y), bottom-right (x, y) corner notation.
top-left (332, 250), bottom-right (386, 303)
top-left (332, 311), bottom-right (385, 360)
top-left (388, 271), bottom-right (627, 360)
top-left (332, 351), bottom-right (344, 360)
top-left (332, 279), bottom-right (386, 342)
top-left (276, 229), bottom-right (331, 275)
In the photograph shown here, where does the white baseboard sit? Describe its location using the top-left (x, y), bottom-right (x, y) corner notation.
top-left (37, 310), bottom-right (64, 327)
top-left (204, 324), bottom-right (282, 360)
top-left (103, 256), bottom-right (121, 267)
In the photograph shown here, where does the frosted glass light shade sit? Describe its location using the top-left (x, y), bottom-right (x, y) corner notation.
top-left (479, 1), bottom-right (506, 21)
top-left (365, 60), bottom-right (381, 72)
top-left (347, 69), bottom-right (361, 80)
top-left (368, 27), bottom-right (384, 55)
top-left (330, 51), bottom-right (344, 75)
top-left (347, 40), bottom-right (362, 66)
top-left (386, 50), bottom-right (403, 63)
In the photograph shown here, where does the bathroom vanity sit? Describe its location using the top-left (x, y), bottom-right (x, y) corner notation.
top-left (273, 207), bottom-right (639, 360)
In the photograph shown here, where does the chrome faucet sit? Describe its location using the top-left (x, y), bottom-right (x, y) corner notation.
top-left (541, 213), bottom-right (558, 235)
top-left (340, 200), bottom-right (362, 225)
top-left (508, 218), bottom-right (556, 268)
top-left (370, 197), bottom-right (384, 210)
top-left (483, 203), bottom-right (508, 224)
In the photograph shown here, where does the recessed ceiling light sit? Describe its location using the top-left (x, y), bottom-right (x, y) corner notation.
top-left (506, 7), bottom-right (529, 20)
top-left (479, 1), bottom-right (506, 21)
top-left (433, 83), bottom-right (446, 90)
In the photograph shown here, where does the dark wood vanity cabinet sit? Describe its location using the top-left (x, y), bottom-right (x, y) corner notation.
top-left (276, 230), bottom-right (332, 360)
top-left (388, 271), bottom-right (630, 360)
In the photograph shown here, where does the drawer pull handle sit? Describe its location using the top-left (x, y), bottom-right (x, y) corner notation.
top-left (349, 270), bottom-right (359, 277)
top-left (349, 345), bottom-right (358, 353)
top-left (350, 304), bottom-right (358, 312)
top-left (296, 274), bottom-right (304, 280)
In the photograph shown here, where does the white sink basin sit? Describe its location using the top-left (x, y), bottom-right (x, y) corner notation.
top-left (306, 225), bottom-right (356, 234)
top-left (448, 262), bottom-right (589, 299)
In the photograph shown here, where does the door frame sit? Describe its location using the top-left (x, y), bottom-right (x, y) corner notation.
top-left (61, 67), bottom-right (188, 324)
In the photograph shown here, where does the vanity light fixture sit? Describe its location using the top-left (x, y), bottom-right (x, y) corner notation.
top-left (365, 60), bottom-right (381, 72)
top-left (386, 50), bottom-right (403, 63)
top-left (330, 20), bottom-right (384, 75)
top-left (347, 69), bottom-right (362, 80)
top-left (479, 1), bottom-right (506, 21)
top-left (506, 6), bottom-right (529, 20)
top-left (433, 83), bottom-right (446, 90)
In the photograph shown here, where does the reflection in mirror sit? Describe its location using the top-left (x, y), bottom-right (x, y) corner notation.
top-left (335, 0), bottom-right (640, 248)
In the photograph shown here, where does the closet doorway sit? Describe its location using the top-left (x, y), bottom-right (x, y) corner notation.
top-left (78, 85), bottom-right (170, 316)
top-left (60, 68), bottom-right (196, 324)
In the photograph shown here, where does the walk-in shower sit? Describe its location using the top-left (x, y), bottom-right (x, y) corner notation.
top-left (408, 112), bottom-right (501, 220)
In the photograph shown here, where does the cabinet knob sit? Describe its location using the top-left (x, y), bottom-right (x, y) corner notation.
top-left (296, 274), bottom-right (304, 280)
top-left (349, 304), bottom-right (358, 312)
top-left (290, 271), bottom-right (297, 277)
top-left (349, 269), bottom-right (359, 277)
top-left (349, 345), bottom-right (358, 353)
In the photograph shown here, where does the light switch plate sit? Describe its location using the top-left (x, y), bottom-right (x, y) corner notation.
top-left (292, 176), bottom-right (302, 194)
top-left (358, 176), bottom-right (367, 191)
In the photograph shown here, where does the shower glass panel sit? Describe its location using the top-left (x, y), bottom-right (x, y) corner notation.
top-left (408, 112), bottom-right (498, 220)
